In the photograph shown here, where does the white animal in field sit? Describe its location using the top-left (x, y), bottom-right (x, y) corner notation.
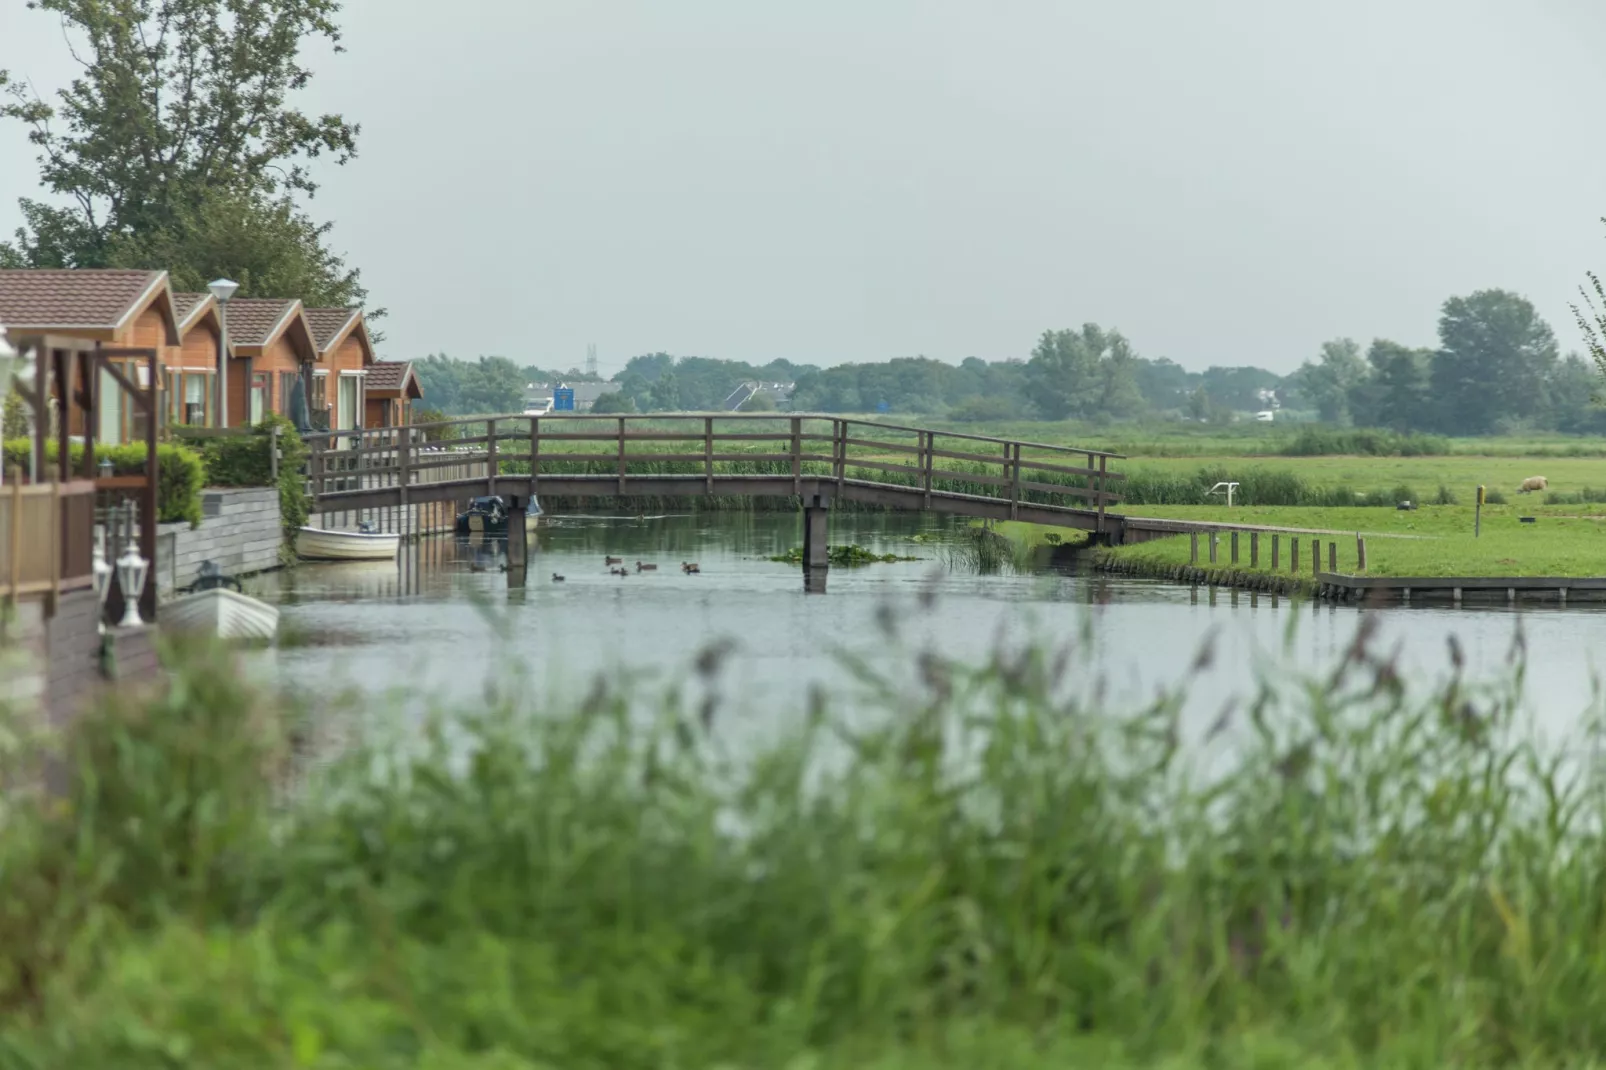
top-left (1518, 476), bottom-right (1548, 493)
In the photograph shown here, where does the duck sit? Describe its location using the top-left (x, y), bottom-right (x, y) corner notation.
top-left (552, 573), bottom-right (565, 582)
top-left (610, 567), bottom-right (629, 576)
top-left (636, 561), bottom-right (657, 572)
top-left (681, 562), bottom-right (700, 574)
top-left (605, 555), bottom-right (623, 566)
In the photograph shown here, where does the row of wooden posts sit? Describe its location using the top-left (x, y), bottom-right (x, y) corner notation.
top-left (1189, 529), bottom-right (1368, 574)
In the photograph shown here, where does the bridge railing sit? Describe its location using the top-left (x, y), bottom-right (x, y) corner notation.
top-left (304, 414), bottom-right (1125, 520)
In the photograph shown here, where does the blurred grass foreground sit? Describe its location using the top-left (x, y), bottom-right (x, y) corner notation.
top-left (1, 619), bottom-right (1605, 1068)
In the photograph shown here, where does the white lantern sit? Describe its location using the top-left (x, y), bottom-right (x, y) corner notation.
top-left (91, 528), bottom-right (114, 631)
top-left (116, 536), bottom-right (149, 628)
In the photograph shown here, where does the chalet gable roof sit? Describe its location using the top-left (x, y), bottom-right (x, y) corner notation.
top-left (303, 306), bottom-right (375, 365)
top-left (0, 269), bottom-right (180, 345)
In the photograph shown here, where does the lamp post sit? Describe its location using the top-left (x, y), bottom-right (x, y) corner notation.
top-left (115, 524), bottom-right (149, 629)
top-left (91, 529), bottom-right (114, 632)
top-left (208, 278), bottom-right (239, 428)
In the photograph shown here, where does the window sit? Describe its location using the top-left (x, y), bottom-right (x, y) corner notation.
top-left (184, 372), bottom-right (207, 426)
top-left (279, 372), bottom-right (298, 417)
top-left (250, 373), bottom-right (269, 426)
top-left (311, 373), bottom-right (327, 416)
top-left (337, 374), bottom-right (359, 431)
top-left (98, 368), bottom-right (123, 446)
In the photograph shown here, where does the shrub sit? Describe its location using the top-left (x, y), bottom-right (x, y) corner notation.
top-left (1485, 488), bottom-right (1508, 505)
top-left (193, 414), bottom-right (311, 541)
top-left (1, 437), bottom-right (204, 526)
top-left (1280, 427), bottom-right (1450, 457)
top-left (412, 407), bottom-right (460, 441)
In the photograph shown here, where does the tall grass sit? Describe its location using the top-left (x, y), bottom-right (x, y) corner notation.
top-left (6, 623), bottom-right (1606, 1065)
top-left (1123, 465), bottom-right (1417, 508)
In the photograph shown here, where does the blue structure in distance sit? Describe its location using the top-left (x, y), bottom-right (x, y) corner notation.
top-left (876, 400), bottom-right (890, 414)
top-left (553, 387), bottom-right (575, 412)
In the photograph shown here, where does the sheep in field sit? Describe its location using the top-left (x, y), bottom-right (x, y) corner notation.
top-left (1518, 476), bottom-right (1548, 493)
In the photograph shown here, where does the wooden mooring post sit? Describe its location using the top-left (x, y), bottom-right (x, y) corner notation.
top-left (1356, 535), bottom-right (1367, 572)
top-left (1190, 531), bottom-right (1199, 564)
top-left (1271, 534), bottom-right (1280, 570)
top-left (1250, 531), bottom-right (1259, 568)
top-left (1328, 542), bottom-right (1337, 573)
top-left (1230, 531), bottom-right (1239, 564)
top-left (1291, 538), bottom-right (1299, 573)
top-left (1208, 532), bottom-right (1218, 564)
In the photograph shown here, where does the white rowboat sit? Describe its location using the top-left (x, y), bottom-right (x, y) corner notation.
top-left (161, 587), bottom-right (280, 642)
top-left (296, 526), bottom-right (400, 561)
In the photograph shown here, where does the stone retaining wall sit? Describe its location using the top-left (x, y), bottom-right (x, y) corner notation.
top-left (156, 487), bottom-right (283, 594)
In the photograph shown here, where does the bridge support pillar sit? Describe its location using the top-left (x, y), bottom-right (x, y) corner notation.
top-left (802, 496), bottom-right (830, 592)
top-left (506, 498), bottom-right (529, 588)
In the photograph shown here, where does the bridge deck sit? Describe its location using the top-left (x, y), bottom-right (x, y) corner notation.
top-left (306, 413), bottom-right (1126, 532)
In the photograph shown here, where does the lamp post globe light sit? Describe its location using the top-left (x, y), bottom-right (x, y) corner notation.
top-left (91, 531), bottom-right (114, 632)
top-left (208, 278), bottom-right (238, 428)
top-left (115, 533), bottom-right (150, 629)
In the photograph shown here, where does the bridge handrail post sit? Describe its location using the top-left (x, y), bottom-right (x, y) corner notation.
top-left (833, 419), bottom-right (846, 490)
top-left (1009, 442), bottom-right (1022, 520)
top-left (529, 416), bottom-right (540, 495)
top-left (310, 436), bottom-right (325, 506)
top-left (1097, 454), bottom-right (1108, 533)
top-left (790, 416), bottom-right (802, 495)
top-left (486, 418), bottom-right (498, 497)
top-left (704, 417), bottom-right (714, 493)
top-left (398, 423), bottom-right (411, 506)
top-left (922, 430), bottom-right (933, 506)
top-left (617, 417), bottom-right (627, 495)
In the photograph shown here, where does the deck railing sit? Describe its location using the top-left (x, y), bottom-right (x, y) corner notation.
top-left (1, 478), bottom-right (97, 601)
top-left (304, 414), bottom-right (1126, 524)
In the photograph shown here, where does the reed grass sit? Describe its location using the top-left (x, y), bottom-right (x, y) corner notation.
top-left (3, 622), bottom-right (1606, 1065)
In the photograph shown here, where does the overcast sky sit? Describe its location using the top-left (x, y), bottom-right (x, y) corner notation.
top-left (3, 0), bottom-right (1606, 375)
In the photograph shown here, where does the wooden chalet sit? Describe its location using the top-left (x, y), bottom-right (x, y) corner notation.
top-left (223, 298), bottom-right (318, 426)
top-left (364, 361), bottom-right (421, 427)
top-left (305, 307), bottom-right (376, 432)
top-left (0, 269), bottom-right (184, 444)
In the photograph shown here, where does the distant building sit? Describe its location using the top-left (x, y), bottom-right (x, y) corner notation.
top-left (523, 380), bottom-right (615, 413)
top-left (725, 380), bottom-right (796, 411)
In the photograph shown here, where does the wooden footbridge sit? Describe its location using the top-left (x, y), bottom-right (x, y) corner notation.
top-left (307, 414), bottom-right (1126, 587)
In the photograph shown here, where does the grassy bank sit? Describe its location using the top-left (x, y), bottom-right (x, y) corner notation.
top-left (3, 630), bottom-right (1606, 1066)
top-left (1097, 503), bottom-right (1606, 578)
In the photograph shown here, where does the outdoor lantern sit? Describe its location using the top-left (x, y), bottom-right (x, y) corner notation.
top-left (98, 456), bottom-right (113, 480)
top-left (91, 530), bottom-right (114, 632)
top-left (116, 535), bottom-right (149, 629)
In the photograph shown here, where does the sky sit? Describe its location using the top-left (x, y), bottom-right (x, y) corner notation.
top-left (2, 0), bottom-right (1606, 376)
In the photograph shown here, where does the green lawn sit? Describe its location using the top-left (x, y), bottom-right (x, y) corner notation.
top-left (1122, 454), bottom-right (1601, 499)
top-left (1098, 503), bottom-right (1606, 578)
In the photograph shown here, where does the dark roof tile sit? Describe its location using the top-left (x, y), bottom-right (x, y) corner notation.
top-left (303, 307), bottom-right (360, 352)
top-left (0, 269), bottom-right (166, 329)
top-left (224, 298), bottom-right (300, 346)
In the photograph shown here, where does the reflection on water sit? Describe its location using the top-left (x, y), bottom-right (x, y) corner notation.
top-left (255, 513), bottom-right (1606, 753)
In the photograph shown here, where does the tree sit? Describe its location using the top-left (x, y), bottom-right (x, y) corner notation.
top-left (1025, 324), bottom-right (1145, 421)
top-left (1363, 340), bottom-right (1432, 432)
top-left (1546, 354), bottom-right (1606, 434)
top-left (589, 391), bottom-right (636, 415)
top-left (1293, 338), bottom-right (1368, 424)
top-left (1431, 290), bottom-right (1557, 435)
top-left (0, 0), bottom-right (367, 308)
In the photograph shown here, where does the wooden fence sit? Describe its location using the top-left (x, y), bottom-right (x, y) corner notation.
top-left (1, 478), bottom-right (96, 602)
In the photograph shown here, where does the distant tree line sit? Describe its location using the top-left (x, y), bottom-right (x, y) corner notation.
top-left (405, 287), bottom-right (1604, 435)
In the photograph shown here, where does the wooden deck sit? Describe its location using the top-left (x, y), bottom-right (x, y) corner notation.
top-left (306, 414), bottom-right (1128, 533)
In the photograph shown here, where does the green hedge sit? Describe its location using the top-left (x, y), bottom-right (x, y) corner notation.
top-left (1, 438), bottom-right (204, 527)
top-left (191, 415), bottom-right (310, 540)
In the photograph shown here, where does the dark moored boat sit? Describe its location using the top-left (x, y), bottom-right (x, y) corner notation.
top-left (455, 495), bottom-right (542, 535)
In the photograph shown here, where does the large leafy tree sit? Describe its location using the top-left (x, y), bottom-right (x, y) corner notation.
top-left (1025, 324), bottom-right (1145, 421)
top-left (1431, 289), bottom-right (1557, 435)
top-left (1362, 339), bottom-right (1433, 432)
top-left (0, 0), bottom-right (368, 308)
top-left (1292, 338), bottom-right (1368, 424)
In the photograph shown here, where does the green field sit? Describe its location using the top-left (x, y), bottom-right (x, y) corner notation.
top-left (1099, 503), bottom-right (1606, 578)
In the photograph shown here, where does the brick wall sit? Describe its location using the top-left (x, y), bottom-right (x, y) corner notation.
top-left (155, 487), bottom-right (283, 594)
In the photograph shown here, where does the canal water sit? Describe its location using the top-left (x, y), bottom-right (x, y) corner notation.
top-left (251, 513), bottom-right (1606, 756)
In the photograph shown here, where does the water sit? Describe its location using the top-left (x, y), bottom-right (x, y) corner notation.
top-left (253, 513), bottom-right (1606, 753)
